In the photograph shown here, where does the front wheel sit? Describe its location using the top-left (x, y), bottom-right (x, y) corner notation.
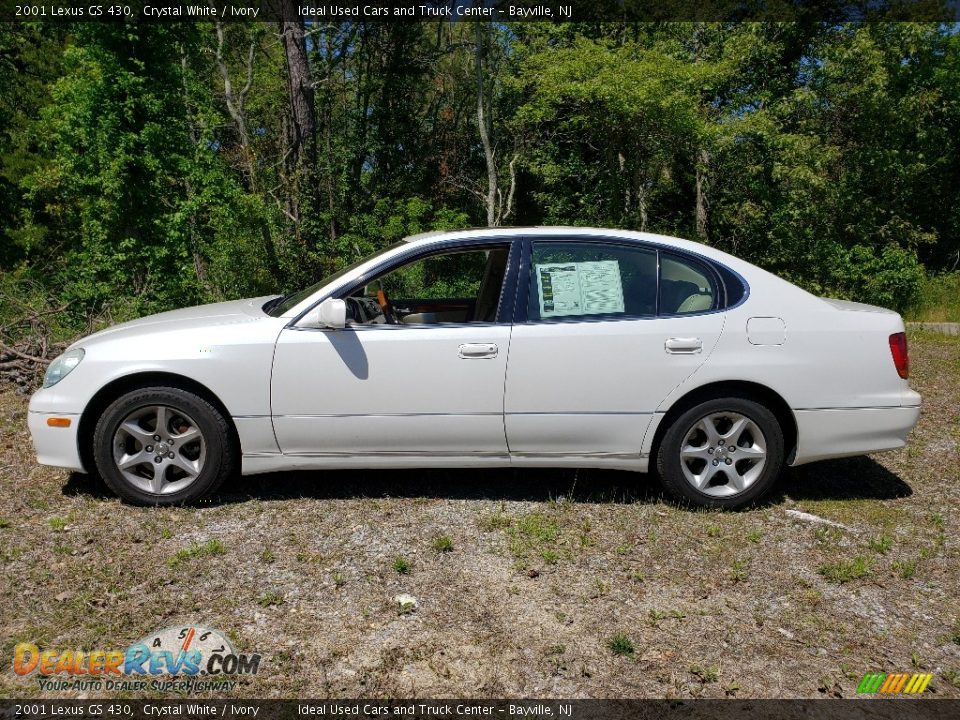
top-left (656, 397), bottom-right (784, 509)
top-left (92, 386), bottom-right (236, 506)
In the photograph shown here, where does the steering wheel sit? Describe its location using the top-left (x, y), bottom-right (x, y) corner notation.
top-left (376, 287), bottom-right (397, 324)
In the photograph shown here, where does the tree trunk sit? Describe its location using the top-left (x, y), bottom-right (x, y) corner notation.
top-left (281, 14), bottom-right (315, 166)
top-left (178, 49), bottom-right (208, 288)
top-left (475, 23), bottom-right (498, 227)
top-left (695, 147), bottom-right (710, 243)
top-left (211, 24), bottom-right (280, 277)
top-left (692, 23), bottom-right (711, 244)
top-left (279, 2), bottom-right (318, 248)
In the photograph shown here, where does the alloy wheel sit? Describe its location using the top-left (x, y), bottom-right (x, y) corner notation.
top-left (111, 404), bottom-right (206, 495)
top-left (679, 411), bottom-right (767, 497)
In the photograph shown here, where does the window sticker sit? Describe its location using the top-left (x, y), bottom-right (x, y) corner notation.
top-left (535, 260), bottom-right (625, 318)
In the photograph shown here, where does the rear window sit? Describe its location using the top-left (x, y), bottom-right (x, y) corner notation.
top-left (659, 255), bottom-right (718, 314)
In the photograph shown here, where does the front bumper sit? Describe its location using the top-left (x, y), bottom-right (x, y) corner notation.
top-left (28, 392), bottom-right (85, 472)
top-left (791, 404), bottom-right (921, 466)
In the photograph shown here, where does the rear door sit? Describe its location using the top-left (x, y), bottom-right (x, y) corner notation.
top-left (504, 237), bottom-right (726, 459)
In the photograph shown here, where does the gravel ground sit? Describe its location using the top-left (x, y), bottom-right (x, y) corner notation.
top-left (1, 331), bottom-right (958, 699)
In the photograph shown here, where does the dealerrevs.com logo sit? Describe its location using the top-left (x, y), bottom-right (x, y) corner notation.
top-left (13, 625), bottom-right (260, 693)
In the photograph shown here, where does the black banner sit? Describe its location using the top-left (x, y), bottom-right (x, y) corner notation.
top-left (1, 0), bottom-right (959, 23)
top-left (3, 700), bottom-right (960, 720)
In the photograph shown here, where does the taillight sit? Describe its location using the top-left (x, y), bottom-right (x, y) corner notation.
top-left (889, 332), bottom-right (909, 379)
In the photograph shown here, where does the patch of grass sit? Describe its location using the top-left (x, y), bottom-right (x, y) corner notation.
top-left (0, 547), bottom-right (23, 562)
top-left (0, 517), bottom-right (10, 529)
top-left (515, 513), bottom-right (560, 542)
top-left (547, 644), bottom-right (565, 656)
top-left (730, 559), bottom-right (749, 583)
top-left (867, 535), bottom-right (893, 555)
top-left (392, 556), bottom-right (411, 574)
top-left (746, 528), bottom-right (762, 544)
top-left (257, 591), bottom-right (284, 608)
top-left (706, 524), bottom-right (722, 538)
top-left (431, 535), bottom-right (454, 553)
top-left (928, 511), bottom-right (945, 530)
top-left (627, 569), bottom-right (645, 583)
top-left (167, 539), bottom-right (226, 568)
top-left (159, 527), bottom-right (173, 540)
top-left (48, 516), bottom-right (68, 532)
top-left (944, 668), bottom-right (960, 690)
top-left (331, 571), bottom-right (346, 588)
top-left (540, 549), bottom-right (559, 564)
top-left (507, 511), bottom-right (560, 563)
top-left (907, 272), bottom-right (960, 322)
top-left (607, 633), bottom-right (635, 658)
top-left (814, 526), bottom-right (842, 544)
top-left (260, 548), bottom-right (276, 563)
top-left (690, 663), bottom-right (720, 683)
top-left (894, 559), bottom-right (919, 580)
top-left (951, 620), bottom-right (960, 646)
top-left (477, 509), bottom-right (512, 532)
top-left (819, 556), bottom-right (872, 584)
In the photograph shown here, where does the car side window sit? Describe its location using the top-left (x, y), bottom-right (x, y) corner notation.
top-left (527, 241), bottom-right (657, 322)
top-left (659, 255), bottom-right (717, 314)
top-left (345, 245), bottom-right (511, 326)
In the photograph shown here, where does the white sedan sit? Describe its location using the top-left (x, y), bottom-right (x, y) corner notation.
top-left (28, 227), bottom-right (920, 508)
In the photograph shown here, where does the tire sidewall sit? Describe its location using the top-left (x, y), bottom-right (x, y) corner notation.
top-left (92, 387), bottom-right (232, 506)
top-left (657, 397), bottom-right (785, 510)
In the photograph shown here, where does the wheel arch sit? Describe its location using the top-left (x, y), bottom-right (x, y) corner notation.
top-left (650, 380), bottom-right (797, 468)
top-left (78, 372), bottom-right (240, 474)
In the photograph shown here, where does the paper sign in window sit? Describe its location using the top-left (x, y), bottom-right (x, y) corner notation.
top-left (536, 261), bottom-right (625, 318)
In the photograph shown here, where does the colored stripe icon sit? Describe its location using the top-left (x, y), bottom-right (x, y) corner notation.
top-left (857, 672), bottom-right (933, 694)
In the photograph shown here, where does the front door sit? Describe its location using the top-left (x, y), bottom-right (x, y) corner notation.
top-left (271, 242), bottom-right (515, 458)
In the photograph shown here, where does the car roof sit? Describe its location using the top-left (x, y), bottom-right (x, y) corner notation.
top-left (403, 226), bottom-right (717, 259)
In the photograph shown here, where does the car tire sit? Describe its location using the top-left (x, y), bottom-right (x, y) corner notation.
top-left (92, 386), bottom-right (235, 506)
top-left (656, 397), bottom-right (784, 510)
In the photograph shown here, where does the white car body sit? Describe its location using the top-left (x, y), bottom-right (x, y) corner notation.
top-left (28, 227), bottom-right (920, 486)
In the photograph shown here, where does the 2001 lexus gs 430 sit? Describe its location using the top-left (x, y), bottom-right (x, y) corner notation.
top-left (28, 227), bottom-right (921, 509)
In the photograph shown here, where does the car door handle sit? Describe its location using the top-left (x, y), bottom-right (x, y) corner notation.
top-left (458, 343), bottom-right (498, 359)
top-left (665, 337), bottom-right (702, 354)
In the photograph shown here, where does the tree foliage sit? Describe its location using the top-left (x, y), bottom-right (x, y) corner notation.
top-left (2, 20), bottom-right (959, 329)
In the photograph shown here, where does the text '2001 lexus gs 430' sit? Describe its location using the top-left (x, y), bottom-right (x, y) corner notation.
top-left (28, 227), bottom-right (920, 509)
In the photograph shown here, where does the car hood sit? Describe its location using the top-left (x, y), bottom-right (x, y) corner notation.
top-left (70, 295), bottom-right (281, 349)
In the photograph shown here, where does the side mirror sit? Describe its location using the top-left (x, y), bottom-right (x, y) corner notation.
top-left (318, 298), bottom-right (346, 328)
top-left (308, 298), bottom-right (346, 329)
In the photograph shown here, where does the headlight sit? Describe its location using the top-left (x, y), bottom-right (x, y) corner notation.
top-left (43, 348), bottom-right (85, 388)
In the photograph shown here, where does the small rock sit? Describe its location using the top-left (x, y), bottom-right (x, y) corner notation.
top-left (394, 593), bottom-right (418, 613)
top-left (784, 509), bottom-right (857, 533)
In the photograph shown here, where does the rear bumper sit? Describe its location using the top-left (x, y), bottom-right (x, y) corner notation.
top-left (27, 409), bottom-right (85, 473)
top-left (791, 405), bottom-right (921, 466)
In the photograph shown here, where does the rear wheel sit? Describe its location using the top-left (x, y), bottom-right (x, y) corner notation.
top-left (656, 397), bottom-right (784, 509)
top-left (92, 387), bottom-right (235, 505)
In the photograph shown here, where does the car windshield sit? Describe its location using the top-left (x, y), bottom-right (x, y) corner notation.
top-left (264, 241), bottom-right (404, 317)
